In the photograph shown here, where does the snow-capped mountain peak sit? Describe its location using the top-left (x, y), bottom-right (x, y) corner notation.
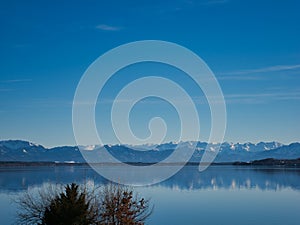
top-left (0, 140), bottom-right (298, 163)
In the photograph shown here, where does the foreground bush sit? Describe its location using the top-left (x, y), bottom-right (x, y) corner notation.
top-left (98, 184), bottom-right (151, 225)
top-left (16, 183), bottom-right (152, 225)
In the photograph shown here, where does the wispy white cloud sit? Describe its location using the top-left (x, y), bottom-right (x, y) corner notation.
top-left (0, 79), bottom-right (32, 83)
top-left (217, 75), bottom-right (264, 81)
top-left (73, 87), bottom-right (300, 107)
top-left (95, 24), bottom-right (122, 31)
top-left (223, 90), bottom-right (300, 104)
top-left (0, 88), bottom-right (13, 92)
top-left (217, 64), bottom-right (300, 81)
top-left (219, 64), bottom-right (300, 76)
top-left (12, 44), bottom-right (31, 48)
top-left (200, 0), bottom-right (229, 5)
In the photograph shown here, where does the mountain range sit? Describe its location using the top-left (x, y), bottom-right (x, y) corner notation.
top-left (1, 140), bottom-right (300, 163)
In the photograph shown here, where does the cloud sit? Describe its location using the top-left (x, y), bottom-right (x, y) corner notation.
top-left (200, 0), bottom-right (229, 5)
top-left (0, 79), bottom-right (32, 83)
top-left (72, 89), bottom-right (300, 108)
top-left (223, 90), bottom-right (300, 104)
top-left (217, 75), bottom-right (264, 81)
top-left (216, 64), bottom-right (300, 81)
top-left (219, 64), bottom-right (300, 76)
top-left (0, 88), bottom-right (13, 92)
top-left (95, 24), bottom-right (122, 31)
top-left (13, 44), bottom-right (31, 48)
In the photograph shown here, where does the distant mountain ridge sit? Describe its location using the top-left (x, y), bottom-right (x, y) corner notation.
top-left (1, 140), bottom-right (300, 163)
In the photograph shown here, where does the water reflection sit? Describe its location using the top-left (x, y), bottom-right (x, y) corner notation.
top-left (0, 165), bottom-right (300, 193)
top-left (161, 166), bottom-right (300, 191)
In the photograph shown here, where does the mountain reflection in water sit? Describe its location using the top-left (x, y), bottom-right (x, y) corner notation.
top-left (0, 165), bottom-right (299, 193)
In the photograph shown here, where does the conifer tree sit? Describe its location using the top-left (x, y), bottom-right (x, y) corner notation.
top-left (41, 183), bottom-right (96, 225)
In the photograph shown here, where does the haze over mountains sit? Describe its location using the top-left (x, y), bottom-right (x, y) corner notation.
top-left (0, 140), bottom-right (300, 163)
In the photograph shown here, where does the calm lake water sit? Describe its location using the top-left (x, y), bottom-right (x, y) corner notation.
top-left (0, 165), bottom-right (300, 225)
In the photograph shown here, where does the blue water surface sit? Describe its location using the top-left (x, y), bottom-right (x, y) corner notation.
top-left (0, 165), bottom-right (299, 225)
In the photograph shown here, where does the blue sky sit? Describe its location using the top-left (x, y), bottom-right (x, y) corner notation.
top-left (0, 0), bottom-right (300, 147)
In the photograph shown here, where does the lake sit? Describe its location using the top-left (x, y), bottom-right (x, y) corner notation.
top-left (0, 165), bottom-right (300, 225)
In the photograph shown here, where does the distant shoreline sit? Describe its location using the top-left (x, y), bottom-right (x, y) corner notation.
top-left (0, 158), bottom-right (300, 167)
